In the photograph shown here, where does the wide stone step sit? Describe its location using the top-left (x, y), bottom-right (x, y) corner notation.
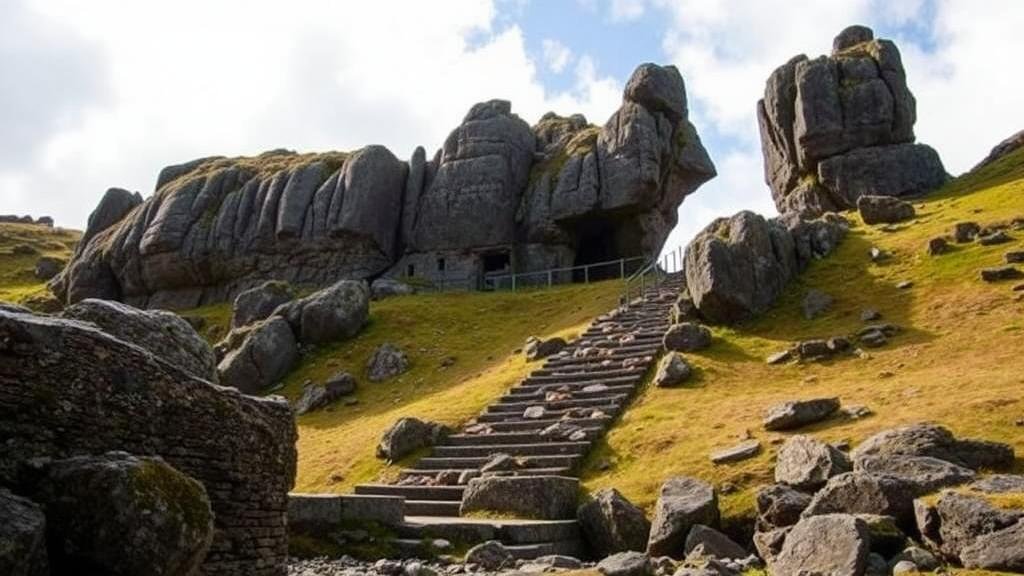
top-left (521, 367), bottom-right (642, 383)
top-left (486, 395), bottom-right (627, 413)
top-left (483, 416), bottom-right (611, 433)
top-left (505, 384), bottom-right (636, 400)
top-left (519, 373), bottom-right (642, 389)
top-left (399, 466), bottom-right (573, 478)
top-left (431, 441), bottom-right (590, 458)
top-left (543, 350), bottom-right (658, 370)
top-left (355, 484), bottom-right (464, 501)
top-left (399, 516), bottom-right (582, 545)
top-left (404, 500), bottom-right (462, 517)
top-left (475, 403), bottom-right (620, 423)
top-left (413, 454), bottom-right (580, 470)
top-left (445, 432), bottom-right (552, 446)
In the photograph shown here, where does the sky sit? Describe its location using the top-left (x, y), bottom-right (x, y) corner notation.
top-left (1, 0), bottom-right (1022, 254)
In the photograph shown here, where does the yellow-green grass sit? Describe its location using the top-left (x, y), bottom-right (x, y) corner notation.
top-left (0, 222), bottom-right (79, 306)
top-left (284, 280), bottom-right (624, 492)
top-left (580, 148), bottom-right (1024, 525)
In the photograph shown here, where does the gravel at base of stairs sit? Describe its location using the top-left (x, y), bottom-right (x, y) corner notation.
top-left (288, 556), bottom-right (595, 576)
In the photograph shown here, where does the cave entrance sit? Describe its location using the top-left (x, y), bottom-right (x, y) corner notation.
top-left (571, 215), bottom-right (643, 281)
top-left (480, 250), bottom-right (512, 289)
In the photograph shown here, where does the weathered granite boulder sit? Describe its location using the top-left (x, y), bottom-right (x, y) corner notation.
top-left (216, 316), bottom-right (298, 394)
top-left (763, 397), bottom-right (840, 431)
top-left (276, 279), bottom-right (369, 345)
top-left (684, 211), bottom-right (847, 324)
top-left (654, 353), bottom-right (693, 387)
top-left (915, 490), bottom-right (1024, 568)
top-left (857, 194), bottom-right (916, 224)
top-left (973, 128), bottom-right (1024, 171)
top-left (578, 488), bottom-right (651, 555)
top-left (855, 454), bottom-right (975, 494)
top-left (804, 472), bottom-right (918, 526)
top-left (775, 435), bottom-right (851, 490)
top-left (755, 484), bottom-right (812, 531)
top-left (461, 475), bottom-right (579, 520)
top-left (62, 298), bottom-right (218, 382)
top-left (757, 26), bottom-right (946, 217)
top-left (376, 417), bottom-right (450, 461)
top-left (370, 277), bottom-right (415, 299)
top-left (852, 423), bottom-right (1015, 471)
top-left (647, 476), bottom-right (719, 558)
top-left (684, 524), bottom-right (748, 561)
top-left (232, 280), bottom-right (295, 328)
top-left (663, 322), bottom-right (712, 352)
top-left (596, 551), bottom-right (652, 576)
top-left (0, 488), bottom-right (48, 576)
top-left (0, 309), bottom-right (297, 576)
top-left (465, 540), bottom-right (514, 571)
top-left (294, 373), bottom-right (356, 415)
top-left (366, 343), bottom-right (410, 381)
top-left (33, 452), bottom-right (214, 576)
top-left (34, 256), bottom-right (64, 281)
top-left (525, 336), bottom-right (568, 361)
top-left (771, 514), bottom-right (870, 576)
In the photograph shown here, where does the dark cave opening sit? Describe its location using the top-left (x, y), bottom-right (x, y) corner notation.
top-left (571, 215), bottom-right (643, 281)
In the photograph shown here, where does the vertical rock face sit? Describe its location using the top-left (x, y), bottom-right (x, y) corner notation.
top-left (55, 62), bottom-right (715, 307)
top-left (757, 25), bottom-right (947, 217)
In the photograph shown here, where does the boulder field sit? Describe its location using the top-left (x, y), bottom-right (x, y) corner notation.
top-left (51, 62), bottom-right (715, 309)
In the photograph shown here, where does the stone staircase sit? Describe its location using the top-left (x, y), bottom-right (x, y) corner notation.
top-left (354, 273), bottom-right (684, 558)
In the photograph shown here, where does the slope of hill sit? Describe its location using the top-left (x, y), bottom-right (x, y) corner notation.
top-left (580, 148), bottom-right (1024, 534)
top-left (0, 222), bottom-right (79, 307)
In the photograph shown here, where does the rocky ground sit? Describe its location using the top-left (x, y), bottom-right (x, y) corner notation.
top-left (287, 555), bottom-right (595, 576)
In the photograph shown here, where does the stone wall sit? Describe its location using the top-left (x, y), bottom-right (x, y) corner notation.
top-left (0, 310), bottom-right (297, 576)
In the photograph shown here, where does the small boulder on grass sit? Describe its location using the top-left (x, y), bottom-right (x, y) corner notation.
top-left (366, 343), bottom-right (409, 381)
top-left (654, 353), bottom-right (692, 387)
top-left (524, 336), bottom-right (568, 360)
top-left (802, 289), bottom-right (833, 319)
top-left (763, 397), bottom-right (840, 431)
top-left (663, 322), bottom-right (712, 352)
top-left (858, 195), bottom-right (915, 225)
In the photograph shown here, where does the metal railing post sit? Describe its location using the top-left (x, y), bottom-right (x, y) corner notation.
top-left (619, 259), bottom-right (625, 279)
top-left (584, 265), bottom-right (590, 284)
top-left (512, 273), bottom-right (517, 292)
top-left (547, 270), bottom-right (552, 287)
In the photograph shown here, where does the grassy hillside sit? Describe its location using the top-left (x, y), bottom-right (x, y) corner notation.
top-left (580, 148), bottom-right (1024, 536)
top-left (252, 281), bottom-right (625, 492)
top-left (0, 222), bottom-right (79, 307)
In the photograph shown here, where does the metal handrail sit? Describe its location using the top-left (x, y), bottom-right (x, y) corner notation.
top-left (483, 255), bottom-right (647, 291)
top-left (621, 245), bottom-right (686, 309)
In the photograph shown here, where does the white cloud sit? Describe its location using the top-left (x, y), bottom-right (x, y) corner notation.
top-left (610, 0), bottom-right (646, 21)
top-left (541, 38), bottom-right (573, 74)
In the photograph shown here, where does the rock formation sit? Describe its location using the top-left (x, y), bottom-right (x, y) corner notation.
top-left (52, 63), bottom-right (715, 309)
top-left (757, 25), bottom-right (947, 217)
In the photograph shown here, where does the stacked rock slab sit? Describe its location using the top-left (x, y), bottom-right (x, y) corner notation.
top-left (757, 25), bottom-right (947, 217)
top-left (0, 309), bottom-right (297, 576)
top-left (52, 63), bottom-right (715, 309)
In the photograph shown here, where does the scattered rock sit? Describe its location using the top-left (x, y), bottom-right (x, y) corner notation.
top-left (890, 546), bottom-right (940, 572)
top-left (954, 221), bottom-right (981, 243)
top-left (33, 452), bottom-right (214, 576)
top-left (217, 316), bottom-right (298, 394)
top-left (756, 484), bottom-right (813, 531)
top-left (377, 417), bottom-right (450, 461)
top-left (969, 474), bottom-right (1024, 494)
top-left (927, 236), bottom-right (950, 256)
top-left (11, 244), bottom-right (37, 256)
top-left (367, 343), bottom-right (410, 381)
top-left (869, 246), bottom-right (886, 262)
top-left (752, 526), bottom-right (790, 565)
top-left (763, 397), bottom-right (840, 431)
top-left (803, 472), bottom-right (917, 525)
top-left (842, 405), bottom-right (872, 420)
top-left (525, 336), bottom-right (568, 361)
top-left (801, 289), bottom-right (834, 319)
top-left (710, 440), bottom-right (761, 465)
top-left (852, 423), bottom-right (1015, 471)
top-left (860, 308), bottom-right (881, 322)
top-left (464, 541), bottom-right (513, 571)
top-left (294, 373), bottom-right (356, 415)
top-left (577, 487), bottom-right (652, 556)
top-left (0, 488), bottom-right (48, 576)
top-left (896, 280), bottom-right (913, 289)
top-left (597, 551), bottom-right (652, 576)
top-left (855, 454), bottom-right (975, 494)
top-left (278, 280), bottom-right (370, 345)
top-left (231, 280), bottom-right (295, 328)
top-left (775, 435), bottom-right (851, 490)
top-left (33, 256), bottom-right (64, 280)
top-left (371, 277), bottom-right (416, 300)
top-left (915, 490), bottom-right (1023, 566)
top-left (765, 349), bottom-right (793, 365)
top-left (684, 524), bottom-right (748, 561)
top-left (858, 195), bottom-right (916, 225)
top-left (981, 266), bottom-right (1024, 282)
top-left (647, 476), bottom-right (719, 558)
top-left (523, 406), bottom-right (547, 419)
top-left (979, 230), bottom-right (1012, 246)
top-left (1006, 251), bottom-right (1024, 264)
top-left (663, 322), bottom-right (712, 352)
top-left (772, 514), bottom-right (870, 576)
top-left (461, 476), bottom-right (579, 520)
top-left (654, 353), bottom-right (693, 387)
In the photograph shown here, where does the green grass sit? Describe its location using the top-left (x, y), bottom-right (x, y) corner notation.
top-left (579, 147), bottom-right (1024, 525)
top-left (0, 222), bottom-right (79, 307)
top-left (284, 280), bottom-right (624, 492)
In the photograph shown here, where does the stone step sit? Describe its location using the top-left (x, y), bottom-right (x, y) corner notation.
top-left (486, 395), bottom-right (627, 413)
top-left (483, 416), bottom-right (611, 433)
top-left (475, 403), bottom-right (620, 423)
top-left (413, 454), bottom-right (581, 470)
top-left (521, 367), bottom-right (642, 383)
top-left (519, 373), bottom-right (642, 389)
top-left (431, 441), bottom-right (590, 458)
top-left (543, 350), bottom-right (657, 370)
top-left (505, 384), bottom-right (636, 400)
top-left (445, 432), bottom-right (554, 446)
top-left (399, 516), bottom-right (582, 545)
top-left (571, 336), bottom-right (664, 350)
top-left (399, 466), bottom-right (573, 478)
top-left (404, 500), bottom-right (462, 517)
top-left (355, 484), bottom-right (464, 501)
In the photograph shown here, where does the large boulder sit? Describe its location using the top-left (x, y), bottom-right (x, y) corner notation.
top-left (775, 435), bottom-right (851, 490)
top-left (915, 490), bottom-right (1023, 566)
top-left (577, 488), bottom-right (651, 556)
top-left (683, 524), bottom-right (748, 561)
top-left (684, 211), bottom-right (847, 323)
top-left (277, 279), bottom-right (369, 345)
top-left (464, 540), bottom-right (514, 571)
top-left (772, 514), bottom-right (870, 576)
top-left (647, 476), bottom-right (719, 558)
top-left (596, 551), bottom-right (652, 576)
top-left (33, 452), bottom-right (214, 576)
top-left (755, 484), bottom-right (812, 531)
top-left (216, 316), bottom-right (298, 394)
top-left (62, 298), bottom-right (218, 382)
top-left (231, 280), bottom-right (295, 328)
top-left (856, 194), bottom-right (915, 224)
top-left (663, 323), bottom-right (712, 352)
top-left (855, 454), bottom-right (975, 494)
top-left (757, 26), bottom-right (947, 217)
top-left (852, 423), bottom-right (1015, 471)
top-left (653, 352), bottom-right (693, 387)
top-left (803, 472), bottom-right (917, 525)
top-left (460, 475), bottom-right (579, 520)
top-left (0, 489), bottom-right (48, 576)
top-left (376, 417), bottom-right (450, 461)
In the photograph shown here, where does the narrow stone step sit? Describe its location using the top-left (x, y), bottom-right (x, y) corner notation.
top-left (404, 500), bottom-right (462, 517)
top-left (445, 432), bottom-right (553, 446)
top-left (483, 416), bottom-right (611, 433)
top-left (431, 441), bottom-right (590, 458)
top-left (413, 454), bottom-right (580, 470)
top-left (543, 350), bottom-right (657, 370)
top-left (519, 373), bottom-right (642, 389)
top-left (521, 367), bottom-right (641, 383)
top-left (505, 384), bottom-right (636, 400)
top-left (399, 466), bottom-right (573, 478)
top-left (355, 484), bottom-right (464, 501)
top-left (486, 395), bottom-right (627, 413)
top-left (475, 403), bottom-right (620, 423)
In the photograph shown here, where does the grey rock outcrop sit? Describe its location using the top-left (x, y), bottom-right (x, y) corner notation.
top-left (763, 397), bottom-right (840, 431)
top-left (62, 298), bottom-right (218, 382)
top-left (972, 128), bottom-right (1024, 171)
top-left (663, 322), bottom-right (712, 352)
top-left (756, 484), bottom-right (812, 531)
top-left (33, 452), bottom-right (214, 576)
top-left (217, 316), bottom-right (298, 394)
top-left (647, 476), bottom-right (719, 558)
top-left (915, 490), bottom-right (1024, 568)
top-left (33, 256), bottom-right (64, 281)
top-left (464, 541), bottom-right (513, 571)
top-left (775, 435), bottom-right (851, 490)
top-left (0, 489), bottom-right (48, 576)
top-left (460, 475), bottom-right (579, 520)
top-left (597, 551), bottom-right (652, 576)
top-left (366, 343), bottom-right (410, 381)
top-left (56, 63), bottom-right (715, 309)
top-left (377, 417), bottom-right (450, 461)
top-left (232, 280), bottom-right (295, 328)
top-left (683, 525), bottom-right (748, 561)
top-left (578, 488), bottom-right (651, 556)
top-left (771, 514), bottom-right (870, 576)
top-left (758, 26), bottom-right (947, 218)
top-left (277, 279), bottom-right (369, 345)
top-left (684, 211), bottom-right (848, 324)
top-left (654, 353), bottom-right (693, 387)
top-left (803, 472), bottom-right (917, 525)
top-left (852, 423), bottom-right (1015, 471)
top-left (855, 454), bottom-right (975, 494)
top-left (857, 195), bottom-right (915, 224)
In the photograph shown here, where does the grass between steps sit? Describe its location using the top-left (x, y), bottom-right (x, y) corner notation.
top-left (580, 148), bottom-right (1024, 531)
top-left (282, 280), bottom-right (625, 493)
top-left (0, 222), bottom-right (79, 306)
